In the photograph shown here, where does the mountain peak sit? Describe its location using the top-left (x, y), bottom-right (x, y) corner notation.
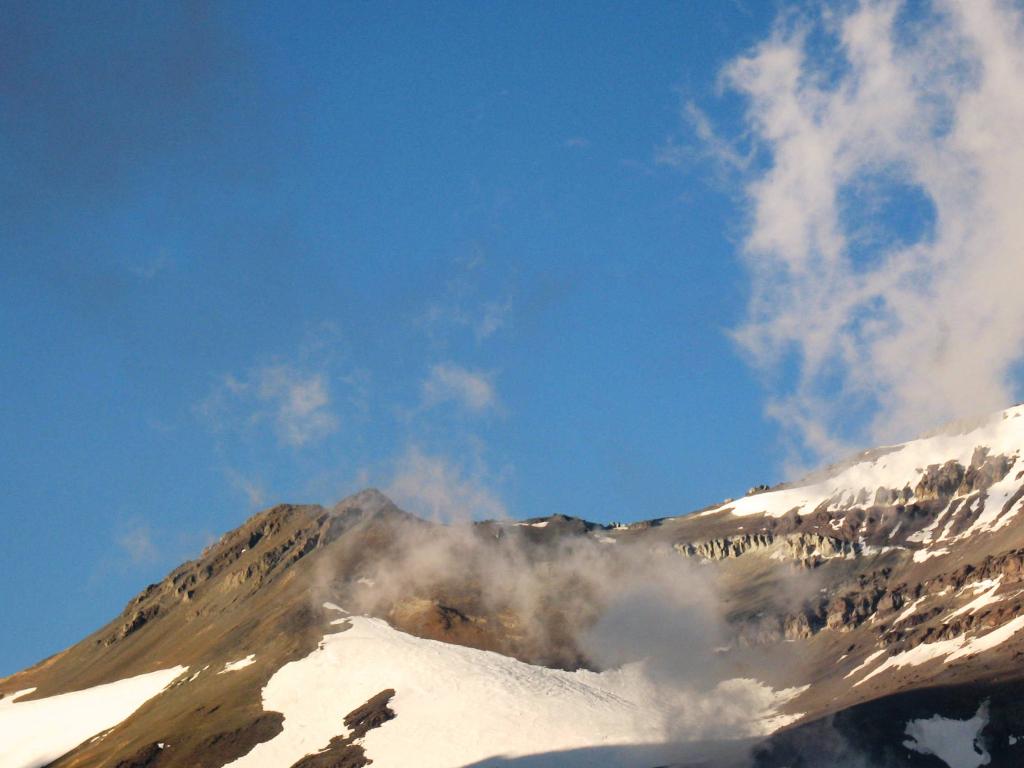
top-left (5, 407), bottom-right (1024, 767)
top-left (331, 487), bottom-right (399, 517)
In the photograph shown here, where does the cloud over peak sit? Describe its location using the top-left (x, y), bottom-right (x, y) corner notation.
top-left (385, 445), bottom-right (506, 522)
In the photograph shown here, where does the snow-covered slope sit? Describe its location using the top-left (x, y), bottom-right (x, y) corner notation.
top-left (703, 404), bottom-right (1024, 525)
top-left (8, 409), bottom-right (1024, 768)
top-left (0, 666), bottom-right (186, 768)
top-left (225, 606), bottom-right (802, 768)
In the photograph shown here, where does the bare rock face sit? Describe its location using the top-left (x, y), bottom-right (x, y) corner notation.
top-left (914, 460), bottom-right (967, 501)
top-left (675, 531), bottom-right (860, 567)
top-left (784, 613), bottom-right (815, 641)
top-left (912, 450), bottom-right (1015, 502)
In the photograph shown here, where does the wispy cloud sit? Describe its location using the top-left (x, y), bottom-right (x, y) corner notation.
top-left (419, 297), bottom-right (513, 344)
top-left (198, 363), bottom-right (339, 448)
top-left (475, 297), bottom-right (513, 341)
top-left (564, 136), bottom-right (591, 149)
top-left (385, 445), bottom-right (506, 522)
top-left (714, 0), bottom-right (1024, 464)
top-left (416, 256), bottom-right (513, 345)
top-left (224, 467), bottom-right (266, 508)
top-left (256, 365), bottom-right (338, 446)
top-left (127, 254), bottom-right (173, 281)
top-left (117, 525), bottom-right (159, 567)
top-left (421, 363), bottom-right (497, 414)
top-left (658, 101), bottom-right (751, 175)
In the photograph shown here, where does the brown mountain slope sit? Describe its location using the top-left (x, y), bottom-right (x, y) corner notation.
top-left (3, 407), bottom-right (1024, 767)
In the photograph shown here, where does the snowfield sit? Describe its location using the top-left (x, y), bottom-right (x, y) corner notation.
top-left (700, 405), bottom-right (1024, 528)
top-left (0, 666), bottom-right (186, 768)
top-left (225, 607), bottom-right (804, 768)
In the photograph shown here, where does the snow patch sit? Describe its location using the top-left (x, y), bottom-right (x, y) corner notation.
top-left (1, 689), bottom-right (35, 704)
top-left (219, 654), bottom-right (257, 674)
top-left (893, 595), bottom-right (928, 625)
top-left (843, 649), bottom-right (885, 679)
top-left (914, 546), bottom-right (951, 563)
top-left (186, 664), bottom-right (209, 683)
top-left (904, 701), bottom-right (990, 768)
top-left (947, 579), bottom-right (1003, 621)
top-left (0, 666), bottom-right (186, 768)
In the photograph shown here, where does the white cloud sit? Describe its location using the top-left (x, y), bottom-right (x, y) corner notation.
top-left (385, 446), bottom-right (506, 522)
top-left (718, 0), bottom-right (1024, 461)
top-left (198, 363), bottom-right (339, 448)
top-left (255, 365), bottom-right (338, 446)
top-left (422, 363), bottom-right (497, 413)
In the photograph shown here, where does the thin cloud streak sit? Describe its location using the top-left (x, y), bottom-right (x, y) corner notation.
top-left (224, 467), bottom-right (267, 508)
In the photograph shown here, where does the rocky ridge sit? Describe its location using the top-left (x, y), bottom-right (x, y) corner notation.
top-left (3, 406), bottom-right (1024, 767)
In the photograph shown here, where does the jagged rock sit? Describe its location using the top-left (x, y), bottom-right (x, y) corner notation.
top-left (958, 448), bottom-right (1016, 496)
top-left (873, 487), bottom-right (897, 506)
top-left (874, 589), bottom-right (904, 614)
top-left (784, 613), bottom-right (815, 640)
top-left (915, 460), bottom-right (966, 501)
top-left (674, 532), bottom-right (859, 566)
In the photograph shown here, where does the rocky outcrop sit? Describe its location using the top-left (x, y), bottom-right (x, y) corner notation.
top-left (735, 612), bottom-right (823, 646)
top-left (675, 532), bottom-right (861, 566)
top-left (288, 690), bottom-right (396, 768)
top-left (911, 449), bottom-right (1014, 502)
top-left (100, 492), bottom-right (411, 647)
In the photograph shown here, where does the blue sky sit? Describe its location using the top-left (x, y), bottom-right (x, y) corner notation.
top-left (4, 1), bottom-right (1024, 675)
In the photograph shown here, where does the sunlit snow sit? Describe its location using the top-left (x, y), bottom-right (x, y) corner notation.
top-left (0, 666), bottom-right (186, 768)
top-left (219, 654), bottom-right (257, 674)
top-left (224, 609), bottom-right (803, 768)
top-left (701, 405), bottom-right (1024, 528)
top-left (855, 616), bottom-right (1024, 686)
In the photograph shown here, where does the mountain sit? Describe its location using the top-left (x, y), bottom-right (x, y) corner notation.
top-left (3, 405), bottom-right (1024, 767)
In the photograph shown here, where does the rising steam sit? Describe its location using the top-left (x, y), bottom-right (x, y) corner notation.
top-left (313, 501), bottom-right (807, 761)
